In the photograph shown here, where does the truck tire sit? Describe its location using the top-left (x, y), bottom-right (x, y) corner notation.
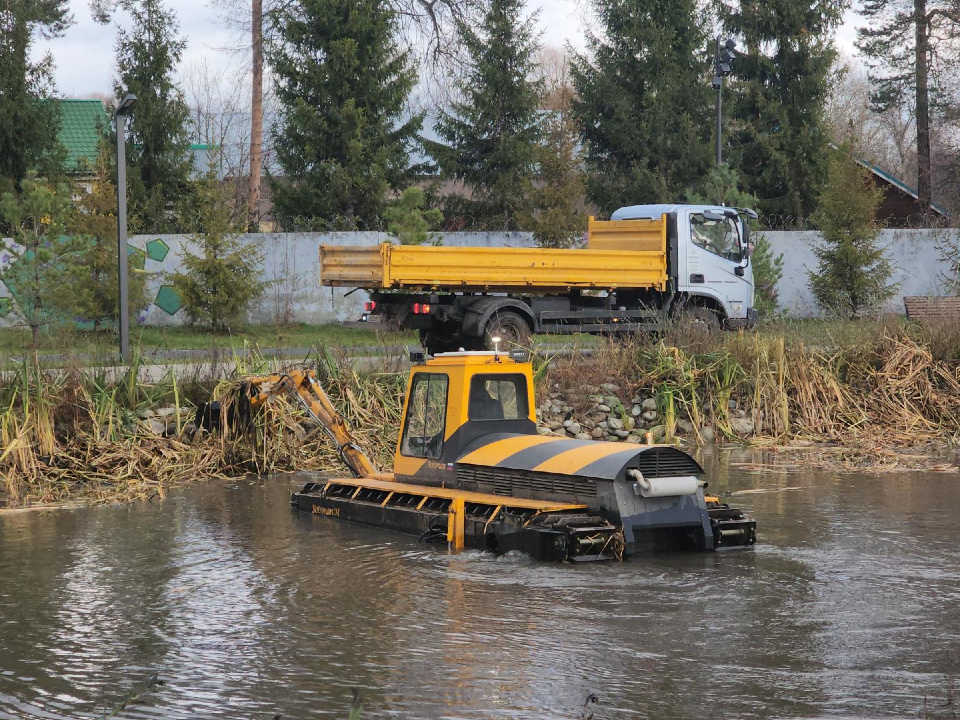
top-left (676, 305), bottom-right (721, 333)
top-left (482, 311), bottom-right (532, 351)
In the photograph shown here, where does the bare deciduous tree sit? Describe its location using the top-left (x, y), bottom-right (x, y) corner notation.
top-left (826, 56), bottom-right (917, 180)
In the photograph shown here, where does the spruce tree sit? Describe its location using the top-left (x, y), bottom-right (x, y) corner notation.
top-left (721, 0), bottom-right (843, 222)
top-left (0, 0), bottom-right (70, 192)
top-left (269, 0), bottom-right (420, 229)
top-left (432, 0), bottom-right (542, 231)
top-left (383, 187), bottom-right (443, 245)
top-left (570, 0), bottom-right (712, 211)
top-left (0, 175), bottom-right (85, 348)
top-left (856, 0), bottom-right (959, 213)
top-left (808, 143), bottom-right (897, 318)
top-left (111, 0), bottom-right (194, 233)
top-left (168, 172), bottom-right (268, 330)
top-left (67, 146), bottom-right (149, 331)
top-left (532, 81), bottom-right (586, 248)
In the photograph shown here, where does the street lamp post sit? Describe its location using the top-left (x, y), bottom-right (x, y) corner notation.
top-left (115, 93), bottom-right (137, 364)
top-left (712, 37), bottom-right (736, 167)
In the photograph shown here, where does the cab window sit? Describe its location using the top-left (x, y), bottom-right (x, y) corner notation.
top-left (400, 373), bottom-right (448, 458)
top-left (690, 213), bottom-right (743, 263)
top-left (468, 374), bottom-right (529, 421)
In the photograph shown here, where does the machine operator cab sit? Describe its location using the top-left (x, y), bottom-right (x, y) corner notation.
top-left (394, 346), bottom-right (537, 483)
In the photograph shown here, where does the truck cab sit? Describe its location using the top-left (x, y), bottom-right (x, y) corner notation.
top-left (610, 204), bottom-right (757, 329)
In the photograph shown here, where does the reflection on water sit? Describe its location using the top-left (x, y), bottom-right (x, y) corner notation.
top-left (1, 449), bottom-right (959, 718)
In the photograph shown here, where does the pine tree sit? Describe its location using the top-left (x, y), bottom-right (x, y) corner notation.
top-left (532, 80), bottom-right (586, 248)
top-left (570, 0), bottom-right (712, 211)
top-left (384, 187), bottom-right (443, 245)
top-left (168, 172), bottom-right (268, 330)
top-left (269, 0), bottom-right (420, 229)
top-left (112, 0), bottom-right (195, 233)
top-left (66, 146), bottom-right (150, 331)
top-left (0, 0), bottom-right (70, 192)
top-left (432, 0), bottom-right (542, 231)
top-left (0, 175), bottom-right (85, 348)
top-left (856, 0), bottom-right (959, 214)
top-left (721, 0), bottom-right (844, 222)
top-left (808, 143), bottom-right (898, 318)
top-left (685, 165), bottom-right (784, 315)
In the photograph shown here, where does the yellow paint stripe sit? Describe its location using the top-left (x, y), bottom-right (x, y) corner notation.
top-left (533, 441), bottom-right (629, 475)
top-left (458, 434), bottom-right (561, 466)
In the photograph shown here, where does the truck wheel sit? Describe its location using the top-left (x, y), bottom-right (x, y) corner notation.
top-left (420, 330), bottom-right (462, 355)
top-left (483, 311), bottom-right (532, 351)
top-left (677, 305), bottom-right (721, 333)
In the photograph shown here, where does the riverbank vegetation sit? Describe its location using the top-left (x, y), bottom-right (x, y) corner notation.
top-left (542, 321), bottom-right (960, 456)
top-left (2, 320), bottom-right (960, 508)
top-left (0, 350), bottom-right (404, 507)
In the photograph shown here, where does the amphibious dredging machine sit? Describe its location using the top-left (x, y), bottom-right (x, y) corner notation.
top-left (222, 347), bottom-right (756, 562)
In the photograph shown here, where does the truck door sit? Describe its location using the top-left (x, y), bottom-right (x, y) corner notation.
top-left (680, 209), bottom-right (754, 322)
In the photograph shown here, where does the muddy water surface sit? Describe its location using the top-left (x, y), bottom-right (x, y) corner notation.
top-left (1, 450), bottom-right (958, 719)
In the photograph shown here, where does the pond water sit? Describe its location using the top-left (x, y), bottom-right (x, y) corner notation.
top-left (1, 450), bottom-right (958, 719)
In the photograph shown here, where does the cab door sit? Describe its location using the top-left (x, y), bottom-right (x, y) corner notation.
top-left (394, 371), bottom-right (450, 479)
top-left (680, 209), bottom-right (753, 320)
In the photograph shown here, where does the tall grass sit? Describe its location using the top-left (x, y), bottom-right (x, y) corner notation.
top-left (545, 322), bottom-right (960, 446)
top-left (0, 349), bottom-right (406, 507)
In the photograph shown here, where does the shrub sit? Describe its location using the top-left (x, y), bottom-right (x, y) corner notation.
top-left (384, 187), bottom-right (443, 245)
top-left (167, 174), bottom-right (267, 330)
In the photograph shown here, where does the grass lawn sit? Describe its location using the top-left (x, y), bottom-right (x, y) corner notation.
top-left (0, 323), bottom-right (417, 360)
top-left (752, 315), bottom-right (911, 349)
top-left (0, 316), bottom-right (930, 367)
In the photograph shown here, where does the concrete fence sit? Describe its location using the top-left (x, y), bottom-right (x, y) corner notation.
top-left (0, 228), bottom-right (955, 328)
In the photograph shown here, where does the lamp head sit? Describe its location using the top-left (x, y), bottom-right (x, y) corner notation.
top-left (116, 93), bottom-right (137, 116)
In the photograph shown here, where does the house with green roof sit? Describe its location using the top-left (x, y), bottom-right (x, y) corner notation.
top-left (55, 99), bottom-right (110, 173)
top-left (49, 98), bottom-right (214, 178)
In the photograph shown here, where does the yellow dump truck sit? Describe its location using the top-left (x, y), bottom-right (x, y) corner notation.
top-left (321, 203), bottom-right (758, 353)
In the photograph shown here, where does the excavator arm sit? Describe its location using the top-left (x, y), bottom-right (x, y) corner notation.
top-left (201, 369), bottom-right (382, 480)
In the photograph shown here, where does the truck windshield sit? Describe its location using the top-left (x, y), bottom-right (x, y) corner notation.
top-left (690, 214), bottom-right (742, 263)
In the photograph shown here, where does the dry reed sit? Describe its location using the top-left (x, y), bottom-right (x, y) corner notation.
top-left (0, 349), bottom-right (405, 508)
top-left (544, 326), bottom-right (960, 448)
top-left (4, 322), bottom-right (960, 508)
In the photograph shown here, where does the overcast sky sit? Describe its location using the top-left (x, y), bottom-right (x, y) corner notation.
top-left (36, 0), bottom-right (865, 99)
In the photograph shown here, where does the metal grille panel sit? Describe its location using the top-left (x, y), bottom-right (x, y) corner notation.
top-left (635, 447), bottom-right (703, 478)
top-left (458, 464), bottom-right (597, 498)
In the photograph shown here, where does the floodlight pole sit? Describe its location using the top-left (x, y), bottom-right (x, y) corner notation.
top-left (713, 37), bottom-right (737, 168)
top-left (115, 94), bottom-right (136, 364)
top-left (715, 36), bottom-right (722, 167)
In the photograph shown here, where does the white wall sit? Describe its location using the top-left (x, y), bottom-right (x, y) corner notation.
top-left (762, 229), bottom-right (954, 316)
top-left (0, 229), bottom-right (955, 327)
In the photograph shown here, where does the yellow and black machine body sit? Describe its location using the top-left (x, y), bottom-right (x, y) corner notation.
top-left (287, 350), bottom-right (756, 562)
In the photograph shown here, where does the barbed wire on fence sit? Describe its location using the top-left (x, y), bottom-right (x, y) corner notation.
top-left (272, 209), bottom-right (958, 235)
top-left (757, 212), bottom-right (955, 232)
